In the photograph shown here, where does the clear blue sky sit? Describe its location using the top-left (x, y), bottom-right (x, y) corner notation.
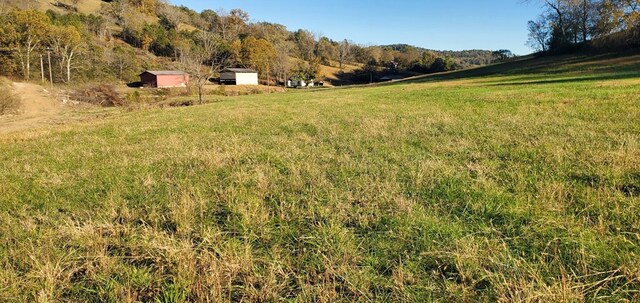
top-left (169, 0), bottom-right (543, 55)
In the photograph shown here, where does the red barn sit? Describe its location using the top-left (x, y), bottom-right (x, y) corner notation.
top-left (139, 71), bottom-right (189, 88)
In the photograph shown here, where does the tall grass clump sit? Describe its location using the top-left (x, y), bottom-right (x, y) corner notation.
top-left (0, 78), bottom-right (21, 115)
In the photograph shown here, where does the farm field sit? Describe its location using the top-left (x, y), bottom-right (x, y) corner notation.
top-left (1, 53), bottom-right (639, 302)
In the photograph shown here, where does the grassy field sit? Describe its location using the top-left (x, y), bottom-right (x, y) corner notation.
top-left (1, 52), bottom-right (639, 302)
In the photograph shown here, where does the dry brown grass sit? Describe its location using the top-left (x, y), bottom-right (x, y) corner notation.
top-left (0, 78), bottom-right (21, 115)
top-left (1, 53), bottom-right (639, 302)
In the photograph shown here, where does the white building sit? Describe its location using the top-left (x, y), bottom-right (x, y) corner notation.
top-left (287, 78), bottom-right (321, 88)
top-left (219, 68), bottom-right (259, 85)
top-left (287, 79), bottom-right (310, 88)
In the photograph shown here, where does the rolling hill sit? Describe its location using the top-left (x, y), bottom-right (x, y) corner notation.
top-left (1, 52), bottom-right (639, 301)
top-left (2, 0), bottom-right (502, 86)
top-left (5, 0), bottom-right (104, 14)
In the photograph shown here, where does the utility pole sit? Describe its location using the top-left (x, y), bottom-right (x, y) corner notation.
top-left (41, 54), bottom-right (45, 84)
top-left (47, 49), bottom-right (53, 86)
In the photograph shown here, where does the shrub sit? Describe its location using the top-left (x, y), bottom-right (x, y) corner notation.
top-left (212, 85), bottom-right (226, 96)
top-left (126, 90), bottom-right (142, 103)
top-left (72, 85), bottom-right (126, 107)
top-left (0, 80), bottom-right (21, 115)
top-left (249, 88), bottom-right (263, 95)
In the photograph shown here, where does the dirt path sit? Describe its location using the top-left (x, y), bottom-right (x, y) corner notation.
top-left (0, 82), bottom-right (64, 134)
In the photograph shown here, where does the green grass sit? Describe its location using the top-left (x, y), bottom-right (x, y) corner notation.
top-left (1, 53), bottom-right (639, 302)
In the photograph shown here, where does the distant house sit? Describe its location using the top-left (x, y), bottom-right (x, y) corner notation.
top-left (286, 77), bottom-right (324, 88)
top-left (220, 68), bottom-right (259, 85)
top-left (140, 71), bottom-right (189, 88)
top-left (287, 79), bottom-right (308, 88)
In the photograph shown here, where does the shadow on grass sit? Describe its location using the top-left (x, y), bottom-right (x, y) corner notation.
top-left (393, 50), bottom-right (640, 86)
top-left (488, 72), bottom-right (640, 86)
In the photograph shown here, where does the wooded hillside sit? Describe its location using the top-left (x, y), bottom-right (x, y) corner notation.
top-left (0, 0), bottom-right (510, 86)
top-left (527, 0), bottom-right (640, 53)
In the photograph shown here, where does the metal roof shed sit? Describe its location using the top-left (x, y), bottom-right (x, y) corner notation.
top-left (220, 68), bottom-right (259, 85)
top-left (140, 71), bottom-right (189, 88)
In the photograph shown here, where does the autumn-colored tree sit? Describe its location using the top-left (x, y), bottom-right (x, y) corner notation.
top-left (0, 14), bottom-right (17, 75)
top-left (85, 14), bottom-right (107, 40)
top-left (130, 0), bottom-right (158, 15)
top-left (379, 49), bottom-right (395, 65)
top-left (141, 33), bottom-right (153, 51)
top-left (365, 46), bottom-right (383, 65)
top-left (227, 39), bottom-right (242, 66)
top-left (171, 33), bottom-right (190, 61)
top-left (315, 37), bottom-right (336, 65)
top-left (7, 10), bottom-right (51, 80)
top-left (292, 29), bottom-right (316, 61)
top-left (241, 37), bottom-right (276, 80)
top-left (247, 22), bottom-right (290, 45)
top-left (200, 9), bottom-right (218, 31)
top-left (50, 25), bottom-right (84, 82)
top-left (420, 51), bottom-right (438, 67)
top-left (395, 46), bottom-right (421, 69)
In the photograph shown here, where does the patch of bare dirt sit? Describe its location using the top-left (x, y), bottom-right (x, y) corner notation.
top-left (0, 82), bottom-right (65, 134)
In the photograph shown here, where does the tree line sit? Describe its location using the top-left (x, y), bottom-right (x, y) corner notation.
top-left (0, 0), bottom-right (510, 89)
top-left (527, 0), bottom-right (640, 53)
top-left (0, 9), bottom-right (100, 83)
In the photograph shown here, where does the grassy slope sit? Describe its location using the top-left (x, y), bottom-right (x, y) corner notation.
top-left (32, 0), bottom-right (103, 14)
top-left (1, 53), bottom-right (639, 302)
top-left (284, 57), bottom-right (365, 86)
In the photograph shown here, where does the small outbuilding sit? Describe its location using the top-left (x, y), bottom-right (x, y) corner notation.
top-left (220, 68), bottom-right (259, 85)
top-left (287, 78), bottom-right (321, 88)
top-left (140, 71), bottom-right (189, 88)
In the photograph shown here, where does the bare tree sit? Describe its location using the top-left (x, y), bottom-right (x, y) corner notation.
top-left (50, 25), bottom-right (84, 83)
top-left (579, 0), bottom-right (593, 42)
top-left (527, 17), bottom-right (551, 51)
top-left (158, 1), bottom-right (186, 29)
top-left (527, 0), bottom-right (570, 41)
top-left (292, 29), bottom-right (316, 61)
top-left (179, 32), bottom-right (228, 104)
top-left (215, 8), bottom-right (249, 42)
top-left (545, 0), bottom-right (569, 38)
top-left (337, 39), bottom-right (352, 69)
top-left (272, 41), bottom-right (292, 87)
top-left (365, 46), bottom-right (383, 64)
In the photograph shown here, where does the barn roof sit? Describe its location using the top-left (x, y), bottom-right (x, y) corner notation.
top-left (223, 68), bottom-right (258, 73)
top-left (140, 70), bottom-right (188, 76)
